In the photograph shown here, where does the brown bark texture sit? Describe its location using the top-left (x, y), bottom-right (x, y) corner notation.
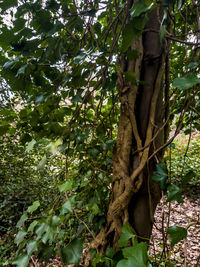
top-left (88, 4), bottom-right (168, 258)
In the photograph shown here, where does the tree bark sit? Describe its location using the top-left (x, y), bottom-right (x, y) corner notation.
top-left (86, 4), bottom-right (168, 260)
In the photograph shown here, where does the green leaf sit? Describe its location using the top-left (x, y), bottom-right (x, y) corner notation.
top-left (28, 220), bottom-right (38, 233)
top-left (126, 49), bottom-right (139, 60)
top-left (172, 73), bottom-right (200, 90)
top-left (74, 52), bottom-right (86, 64)
top-left (122, 243), bottom-right (148, 260)
top-left (17, 213), bottom-right (28, 228)
top-left (160, 25), bottom-right (166, 41)
top-left (0, 0), bottom-right (17, 11)
top-left (38, 244), bottom-right (56, 263)
top-left (37, 155), bottom-right (47, 170)
top-left (167, 226), bottom-right (187, 247)
top-left (182, 170), bottom-right (196, 186)
top-left (13, 254), bottom-right (29, 267)
top-left (167, 184), bottom-right (183, 203)
top-left (27, 240), bottom-right (37, 256)
top-left (51, 215), bottom-right (61, 226)
top-left (3, 60), bottom-right (16, 70)
top-left (14, 230), bottom-right (27, 245)
top-left (130, 1), bottom-right (154, 18)
top-left (41, 225), bottom-right (55, 244)
top-left (121, 23), bottom-right (137, 52)
top-left (58, 181), bottom-right (73, 192)
top-left (124, 71), bottom-right (137, 84)
top-left (16, 64), bottom-right (28, 77)
top-left (27, 201), bottom-right (40, 214)
top-left (25, 139), bottom-right (36, 153)
top-left (117, 257), bottom-right (145, 267)
top-left (118, 222), bottom-right (136, 247)
top-left (152, 162), bottom-right (168, 190)
top-left (35, 223), bottom-right (46, 239)
top-left (61, 238), bottom-right (84, 264)
top-left (117, 242), bottom-right (148, 267)
top-left (188, 62), bottom-right (198, 69)
top-left (87, 148), bottom-right (99, 157)
top-left (60, 200), bottom-right (73, 214)
top-left (86, 203), bottom-right (100, 215)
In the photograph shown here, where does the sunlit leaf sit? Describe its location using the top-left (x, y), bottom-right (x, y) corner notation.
top-left (58, 181), bottom-right (73, 192)
top-left (28, 220), bottom-right (38, 233)
top-left (3, 60), bottom-right (16, 70)
top-left (37, 155), bottom-right (47, 170)
top-left (17, 213), bottom-right (28, 228)
top-left (27, 201), bottom-right (40, 214)
top-left (172, 73), bottom-right (200, 90)
top-left (25, 139), bottom-right (36, 153)
top-left (130, 2), bottom-right (154, 18)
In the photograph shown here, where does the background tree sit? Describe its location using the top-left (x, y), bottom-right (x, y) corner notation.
top-left (0, 0), bottom-right (199, 266)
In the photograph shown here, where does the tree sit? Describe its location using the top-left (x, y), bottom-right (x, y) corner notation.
top-left (0, 0), bottom-right (200, 265)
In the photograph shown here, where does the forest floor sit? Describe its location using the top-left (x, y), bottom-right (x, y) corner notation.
top-left (151, 185), bottom-right (200, 266)
top-left (27, 185), bottom-right (200, 267)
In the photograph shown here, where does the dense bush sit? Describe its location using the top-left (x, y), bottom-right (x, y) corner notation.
top-left (0, 135), bottom-right (64, 234)
top-left (169, 133), bottom-right (200, 187)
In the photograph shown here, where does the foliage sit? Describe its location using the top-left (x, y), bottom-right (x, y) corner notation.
top-left (0, 134), bottom-right (63, 234)
top-left (0, 0), bottom-right (199, 266)
top-left (169, 134), bottom-right (200, 188)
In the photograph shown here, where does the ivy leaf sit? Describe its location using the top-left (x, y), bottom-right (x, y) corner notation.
top-left (16, 213), bottom-right (28, 228)
top-left (27, 240), bottom-right (38, 256)
top-left (167, 184), bottom-right (183, 203)
top-left (167, 226), bottom-right (187, 247)
top-left (122, 242), bottom-right (148, 261)
top-left (37, 155), bottom-right (47, 170)
top-left (25, 139), bottom-right (36, 153)
top-left (13, 254), bottom-right (29, 267)
top-left (188, 62), bottom-right (198, 69)
top-left (152, 162), bottom-right (168, 190)
top-left (28, 220), bottom-right (38, 233)
top-left (27, 201), bottom-right (40, 214)
top-left (117, 242), bottom-right (148, 267)
top-left (124, 71), bottom-right (137, 84)
top-left (14, 230), bottom-right (27, 245)
top-left (121, 23), bottom-right (137, 52)
top-left (118, 222), bottom-right (136, 247)
top-left (35, 223), bottom-right (46, 239)
top-left (3, 60), bottom-right (16, 70)
top-left (38, 244), bottom-right (56, 263)
top-left (87, 148), bottom-right (99, 157)
top-left (16, 64), bottom-right (28, 77)
top-left (60, 200), bottom-right (73, 214)
top-left (172, 73), bottom-right (200, 90)
top-left (61, 238), bottom-right (84, 264)
top-left (182, 170), bottom-right (196, 186)
top-left (130, 2), bottom-right (154, 18)
top-left (58, 181), bottom-right (73, 192)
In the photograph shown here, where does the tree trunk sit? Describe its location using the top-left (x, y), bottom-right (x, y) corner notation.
top-left (88, 4), bottom-right (168, 258)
